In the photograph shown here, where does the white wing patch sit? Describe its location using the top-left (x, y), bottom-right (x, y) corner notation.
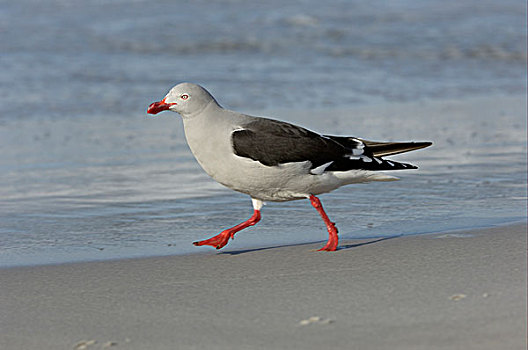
top-left (360, 156), bottom-right (373, 162)
top-left (351, 139), bottom-right (365, 156)
top-left (310, 161), bottom-right (334, 175)
top-left (351, 148), bottom-right (364, 156)
top-left (347, 155), bottom-right (373, 162)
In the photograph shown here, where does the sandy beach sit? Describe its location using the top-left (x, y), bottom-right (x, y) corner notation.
top-left (1, 223), bottom-right (525, 350)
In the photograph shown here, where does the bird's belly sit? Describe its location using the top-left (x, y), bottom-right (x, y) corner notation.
top-left (200, 156), bottom-right (348, 201)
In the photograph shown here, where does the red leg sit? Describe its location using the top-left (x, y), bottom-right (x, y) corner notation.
top-left (193, 209), bottom-right (261, 249)
top-left (309, 195), bottom-right (339, 251)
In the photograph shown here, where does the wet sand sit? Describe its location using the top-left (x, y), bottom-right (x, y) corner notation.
top-left (0, 223), bottom-right (526, 350)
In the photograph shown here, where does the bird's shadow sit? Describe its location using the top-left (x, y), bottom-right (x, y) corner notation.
top-left (219, 234), bottom-right (402, 256)
top-left (337, 235), bottom-right (401, 249)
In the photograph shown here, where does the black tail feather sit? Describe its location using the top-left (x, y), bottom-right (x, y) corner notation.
top-left (325, 156), bottom-right (417, 172)
top-left (361, 140), bottom-right (432, 157)
top-left (324, 135), bottom-right (432, 157)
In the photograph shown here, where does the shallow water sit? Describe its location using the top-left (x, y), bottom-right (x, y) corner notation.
top-left (0, 0), bottom-right (526, 266)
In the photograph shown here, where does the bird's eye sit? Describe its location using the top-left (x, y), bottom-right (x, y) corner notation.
top-left (180, 94), bottom-right (189, 100)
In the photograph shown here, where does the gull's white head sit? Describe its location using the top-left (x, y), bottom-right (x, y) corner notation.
top-left (147, 82), bottom-right (218, 117)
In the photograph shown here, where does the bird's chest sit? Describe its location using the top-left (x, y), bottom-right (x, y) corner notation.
top-left (182, 118), bottom-right (237, 180)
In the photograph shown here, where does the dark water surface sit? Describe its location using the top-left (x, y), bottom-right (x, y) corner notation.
top-left (0, 0), bottom-right (526, 266)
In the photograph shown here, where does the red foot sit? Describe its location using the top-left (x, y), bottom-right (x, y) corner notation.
top-left (317, 229), bottom-right (338, 251)
top-left (193, 210), bottom-right (261, 249)
top-left (310, 195), bottom-right (339, 251)
top-left (192, 230), bottom-right (233, 249)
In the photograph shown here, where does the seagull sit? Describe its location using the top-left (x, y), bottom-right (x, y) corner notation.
top-left (147, 83), bottom-right (431, 251)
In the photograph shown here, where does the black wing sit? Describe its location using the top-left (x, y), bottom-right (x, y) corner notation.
top-left (232, 118), bottom-right (427, 172)
top-left (232, 118), bottom-right (346, 168)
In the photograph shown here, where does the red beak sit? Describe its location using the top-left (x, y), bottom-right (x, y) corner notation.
top-left (147, 98), bottom-right (176, 114)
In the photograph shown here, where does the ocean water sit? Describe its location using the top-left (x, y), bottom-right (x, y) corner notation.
top-left (0, 0), bottom-right (526, 266)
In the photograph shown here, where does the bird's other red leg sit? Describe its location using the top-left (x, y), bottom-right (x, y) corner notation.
top-left (193, 198), bottom-right (263, 249)
top-left (309, 195), bottom-right (339, 251)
